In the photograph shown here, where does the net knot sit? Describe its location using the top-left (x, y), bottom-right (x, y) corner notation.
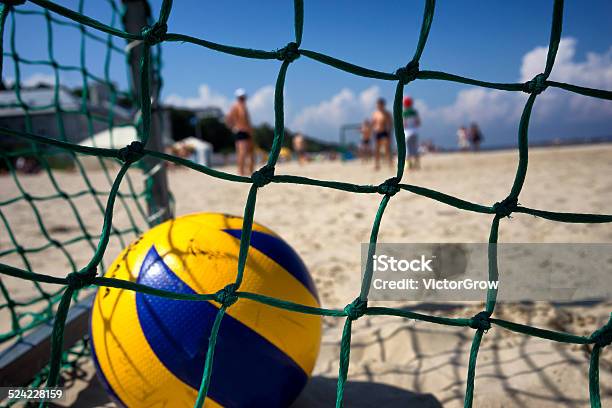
top-left (492, 196), bottom-right (518, 218)
top-left (141, 22), bottom-right (167, 46)
top-left (396, 61), bottom-right (420, 84)
top-left (377, 177), bottom-right (400, 196)
top-left (215, 284), bottom-right (238, 307)
top-left (522, 73), bottom-right (548, 95)
top-left (118, 141), bottom-right (144, 163)
top-left (344, 297), bottom-right (368, 321)
top-left (590, 314), bottom-right (612, 348)
top-left (276, 42), bottom-right (300, 63)
top-left (66, 268), bottom-right (96, 291)
top-left (469, 311), bottom-right (492, 331)
top-left (251, 165), bottom-right (275, 188)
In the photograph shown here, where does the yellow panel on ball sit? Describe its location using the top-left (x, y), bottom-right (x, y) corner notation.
top-left (90, 213), bottom-right (321, 407)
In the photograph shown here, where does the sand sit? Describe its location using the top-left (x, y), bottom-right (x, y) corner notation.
top-left (1, 144), bottom-right (611, 407)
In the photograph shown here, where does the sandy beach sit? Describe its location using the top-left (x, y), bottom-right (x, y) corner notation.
top-left (1, 144), bottom-right (611, 407)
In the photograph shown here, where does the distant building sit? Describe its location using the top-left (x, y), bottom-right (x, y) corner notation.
top-left (0, 83), bottom-right (133, 151)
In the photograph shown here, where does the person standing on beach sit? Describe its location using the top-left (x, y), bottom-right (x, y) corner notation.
top-left (225, 88), bottom-right (254, 175)
top-left (359, 119), bottom-right (372, 163)
top-left (469, 122), bottom-right (483, 152)
top-left (402, 96), bottom-right (421, 170)
top-left (457, 126), bottom-right (469, 151)
top-left (292, 132), bottom-right (307, 165)
top-left (371, 98), bottom-right (393, 170)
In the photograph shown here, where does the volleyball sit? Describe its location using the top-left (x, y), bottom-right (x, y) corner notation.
top-left (89, 213), bottom-right (321, 407)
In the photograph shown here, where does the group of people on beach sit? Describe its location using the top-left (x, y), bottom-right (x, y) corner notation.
top-left (226, 89), bottom-right (425, 175)
top-left (457, 123), bottom-right (483, 152)
top-left (225, 88), bottom-right (482, 176)
top-left (358, 96), bottom-right (422, 171)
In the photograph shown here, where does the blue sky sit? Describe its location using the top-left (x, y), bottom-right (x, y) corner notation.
top-left (5, 0), bottom-right (612, 147)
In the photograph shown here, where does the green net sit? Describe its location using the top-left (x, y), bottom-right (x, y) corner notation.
top-left (0, 0), bottom-right (164, 393)
top-left (0, 0), bottom-right (611, 407)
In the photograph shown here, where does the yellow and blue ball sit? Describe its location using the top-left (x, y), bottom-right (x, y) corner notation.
top-left (90, 213), bottom-right (321, 407)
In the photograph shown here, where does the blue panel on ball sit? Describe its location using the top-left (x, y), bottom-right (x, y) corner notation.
top-left (135, 246), bottom-right (308, 407)
top-left (223, 229), bottom-right (319, 301)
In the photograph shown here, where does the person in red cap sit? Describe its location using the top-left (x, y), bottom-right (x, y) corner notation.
top-left (402, 96), bottom-right (421, 170)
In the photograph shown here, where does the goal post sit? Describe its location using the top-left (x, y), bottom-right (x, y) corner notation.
top-left (339, 123), bottom-right (361, 149)
top-left (123, 0), bottom-right (172, 225)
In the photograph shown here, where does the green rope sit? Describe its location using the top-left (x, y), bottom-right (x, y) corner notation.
top-left (194, 305), bottom-right (227, 408)
top-left (0, 2), bottom-right (154, 399)
top-left (335, 317), bottom-right (354, 408)
top-left (0, 0), bottom-right (611, 407)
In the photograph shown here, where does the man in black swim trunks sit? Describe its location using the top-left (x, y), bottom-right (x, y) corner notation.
top-left (225, 88), bottom-right (254, 175)
top-left (371, 97), bottom-right (393, 170)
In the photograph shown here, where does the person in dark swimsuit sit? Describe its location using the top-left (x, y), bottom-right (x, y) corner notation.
top-left (225, 88), bottom-right (254, 175)
top-left (371, 98), bottom-right (393, 170)
top-left (234, 131), bottom-right (250, 142)
top-left (375, 131), bottom-right (390, 141)
top-left (469, 122), bottom-right (483, 152)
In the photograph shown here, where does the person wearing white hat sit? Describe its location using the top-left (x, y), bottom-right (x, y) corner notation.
top-left (226, 88), bottom-right (254, 175)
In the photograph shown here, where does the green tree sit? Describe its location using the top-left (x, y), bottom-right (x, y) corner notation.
top-left (200, 117), bottom-right (234, 152)
top-left (168, 108), bottom-right (193, 140)
top-left (252, 123), bottom-right (294, 151)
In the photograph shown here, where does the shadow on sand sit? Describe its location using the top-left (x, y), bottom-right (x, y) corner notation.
top-left (291, 376), bottom-right (443, 408)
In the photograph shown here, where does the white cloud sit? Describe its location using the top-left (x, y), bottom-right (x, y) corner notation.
top-left (22, 73), bottom-right (56, 87)
top-left (165, 84), bottom-right (231, 111)
top-left (423, 37), bottom-right (612, 130)
top-left (288, 38), bottom-right (611, 141)
top-left (290, 86), bottom-right (381, 138)
top-left (427, 88), bottom-right (526, 125)
top-left (4, 73), bottom-right (56, 87)
top-left (164, 84), bottom-right (275, 125)
top-left (519, 38), bottom-right (612, 121)
top-left (247, 85), bottom-right (275, 124)
top-left (521, 38), bottom-right (612, 87)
